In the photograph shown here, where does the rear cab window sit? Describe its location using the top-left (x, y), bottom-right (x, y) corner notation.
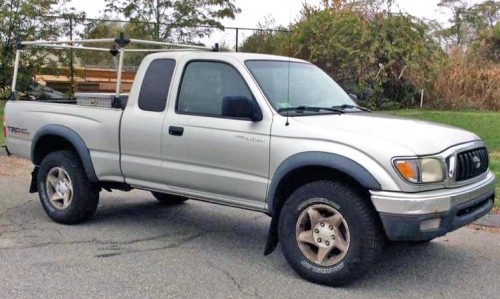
top-left (138, 59), bottom-right (176, 112)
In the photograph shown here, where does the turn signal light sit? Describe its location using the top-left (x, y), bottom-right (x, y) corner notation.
top-left (394, 160), bottom-right (419, 183)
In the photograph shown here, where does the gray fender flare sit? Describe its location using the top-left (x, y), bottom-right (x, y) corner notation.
top-left (267, 151), bottom-right (381, 215)
top-left (31, 124), bottom-right (98, 183)
top-left (263, 151), bottom-right (381, 255)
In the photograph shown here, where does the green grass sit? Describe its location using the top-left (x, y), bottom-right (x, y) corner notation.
top-left (391, 110), bottom-right (500, 150)
top-left (390, 110), bottom-right (500, 207)
top-left (0, 100), bottom-right (4, 145)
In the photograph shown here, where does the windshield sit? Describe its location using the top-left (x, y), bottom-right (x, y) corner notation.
top-left (245, 60), bottom-right (355, 114)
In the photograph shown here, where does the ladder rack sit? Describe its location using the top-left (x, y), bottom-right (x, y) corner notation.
top-left (11, 33), bottom-right (220, 106)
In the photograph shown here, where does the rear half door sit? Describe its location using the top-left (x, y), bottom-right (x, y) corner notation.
top-left (120, 58), bottom-right (176, 185)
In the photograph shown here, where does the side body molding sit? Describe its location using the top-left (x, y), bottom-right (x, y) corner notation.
top-left (31, 124), bottom-right (99, 182)
top-left (266, 151), bottom-right (381, 215)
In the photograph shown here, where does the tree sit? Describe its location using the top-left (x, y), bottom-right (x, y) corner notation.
top-left (470, 0), bottom-right (500, 30)
top-left (239, 17), bottom-right (289, 55)
top-left (437, 0), bottom-right (472, 45)
top-left (438, 0), bottom-right (499, 46)
top-left (475, 23), bottom-right (500, 62)
top-left (0, 0), bottom-right (75, 97)
top-left (79, 18), bottom-right (150, 68)
top-left (104, 0), bottom-right (241, 42)
top-left (79, 19), bottom-right (128, 68)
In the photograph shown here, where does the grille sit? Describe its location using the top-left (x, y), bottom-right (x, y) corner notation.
top-left (455, 147), bottom-right (489, 182)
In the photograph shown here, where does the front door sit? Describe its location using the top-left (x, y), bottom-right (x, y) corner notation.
top-left (161, 59), bottom-right (272, 208)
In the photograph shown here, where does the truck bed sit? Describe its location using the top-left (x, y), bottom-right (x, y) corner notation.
top-left (5, 99), bottom-right (124, 182)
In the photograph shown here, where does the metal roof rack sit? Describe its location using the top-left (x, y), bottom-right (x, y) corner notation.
top-left (11, 32), bottom-right (220, 108)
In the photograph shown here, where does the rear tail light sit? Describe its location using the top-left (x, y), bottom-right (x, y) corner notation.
top-left (2, 115), bottom-right (6, 138)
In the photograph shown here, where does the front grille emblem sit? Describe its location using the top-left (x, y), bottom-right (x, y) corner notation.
top-left (472, 156), bottom-right (481, 169)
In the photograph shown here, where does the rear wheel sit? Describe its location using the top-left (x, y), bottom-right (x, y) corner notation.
top-left (278, 180), bottom-right (384, 286)
top-left (151, 192), bottom-right (188, 205)
top-left (38, 151), bottom-right (99, 224)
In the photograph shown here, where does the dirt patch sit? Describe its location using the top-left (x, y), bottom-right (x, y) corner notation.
top-left (0, 156), bottom-right (31, 177)
top-left (493, 207), bottom-right (500, 215)
top-left (468, 224), bottom-right (500, 234)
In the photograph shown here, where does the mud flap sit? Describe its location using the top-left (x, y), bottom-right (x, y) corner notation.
top-left (2, 145), bottom-right (11, 156)
top-left (29, 167), bottom-right (39, 193)
top-left (264, 215), bottom-right (279, 255)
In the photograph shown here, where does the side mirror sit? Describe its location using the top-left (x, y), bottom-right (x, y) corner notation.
top-left (222, 96), bottom-right (262, 121)
top-left (348, 93), bottom-right (358, 102)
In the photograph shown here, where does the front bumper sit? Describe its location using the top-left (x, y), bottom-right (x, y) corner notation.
top-left (370, 171), bottom-right (496, 241)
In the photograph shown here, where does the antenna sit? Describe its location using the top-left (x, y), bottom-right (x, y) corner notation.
top-left (285, 7), bottom-right (292, 127)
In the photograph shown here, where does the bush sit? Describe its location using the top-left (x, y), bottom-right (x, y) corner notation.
top-left (241, 5), bottom-right (444, 109)
top-left (429, 50), bottom-right (500, 111)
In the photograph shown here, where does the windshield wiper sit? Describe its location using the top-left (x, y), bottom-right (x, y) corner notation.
top-left (332, 104), bottom-right (371, 112)
top-left (278, 106), bottom-right (344, 114)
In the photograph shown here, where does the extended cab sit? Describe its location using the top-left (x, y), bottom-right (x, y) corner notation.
top-left (4, 37), bottom-right (496, 286)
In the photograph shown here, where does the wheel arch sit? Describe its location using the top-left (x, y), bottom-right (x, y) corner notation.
top-left (31, 124), bottom-right (98, 183)
top-left (263, 152), bottom-right (382, 255)
top-left (267, 152), bottom-right (381, 216)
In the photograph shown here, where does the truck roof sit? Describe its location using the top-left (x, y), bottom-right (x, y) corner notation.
top-left (144, 51), bottom-right (309, 64)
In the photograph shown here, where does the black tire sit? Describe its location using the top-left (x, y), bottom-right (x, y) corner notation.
top-left (151, 192), bottom-right (188, 205)
top-left (278, 180), bottom-right (384, 287)
top-left (38, 150), bottom-right (99, 224)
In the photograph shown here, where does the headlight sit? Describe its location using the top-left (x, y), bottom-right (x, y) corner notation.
top-left (394, 158), bottom-right (445, 184)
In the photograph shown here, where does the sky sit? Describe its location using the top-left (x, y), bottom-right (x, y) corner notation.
top-left (69, 0), bottom-right (454, 26)
top-left (67, 0), bottom-right (476, 47)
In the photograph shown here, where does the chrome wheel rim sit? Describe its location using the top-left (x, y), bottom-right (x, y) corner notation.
top-left (295, 203), bottom-right (350, 266)
top-left (46, 167), bottom-right (73, 210)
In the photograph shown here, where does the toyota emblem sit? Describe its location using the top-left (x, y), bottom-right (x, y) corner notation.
top-left (472, 156), bottom-right (481, 169)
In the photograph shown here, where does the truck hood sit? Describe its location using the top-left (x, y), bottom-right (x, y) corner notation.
top-left (292, 112), bottom-right (481, 155)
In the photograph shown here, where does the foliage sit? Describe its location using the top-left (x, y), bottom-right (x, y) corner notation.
top-left (242, 2), bottom-right (444, 109)
top-left (429, 49), bottom-right (500, 111)
top-left (469, 21), bottom-right (500, 63)
top-left (0, 0), bottom-right (72, 96)
top-left (242, 0), bottom-right (499, 110)
top-left (240, 18), bottom-right (289, 55)
top-left (438, 0), bottom-right (499, 45)
top-left (0, 0), bottom-right (85, 95)
top-left (104, 0), bottom-right (241, 42)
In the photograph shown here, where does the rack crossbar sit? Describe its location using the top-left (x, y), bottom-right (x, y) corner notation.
top-left (21, 38), bottom-right (116, 45)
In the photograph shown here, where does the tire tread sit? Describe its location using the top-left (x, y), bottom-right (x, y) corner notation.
top-left (279, 180), bottom-right (384, 286)
top-left (38, 150), bottom-right (99, 224)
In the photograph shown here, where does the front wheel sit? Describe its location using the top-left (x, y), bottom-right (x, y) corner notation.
top-left (38, 151), bottom-right (99, 224)
top-left (278, 180), bottom-right (384, 286)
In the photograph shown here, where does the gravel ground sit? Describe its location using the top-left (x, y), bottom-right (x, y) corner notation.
top-left (0, 156), bottom-right (499, 299)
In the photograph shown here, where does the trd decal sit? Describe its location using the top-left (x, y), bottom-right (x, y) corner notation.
top-left (7, 126), bottom-right (30, 136)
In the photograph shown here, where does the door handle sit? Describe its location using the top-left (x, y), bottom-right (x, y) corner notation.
top-left (169, 126), bottom-right (184, 136)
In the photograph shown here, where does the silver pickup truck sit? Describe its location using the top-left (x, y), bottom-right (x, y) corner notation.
top-left (4, 37), bottom-right (496, 286)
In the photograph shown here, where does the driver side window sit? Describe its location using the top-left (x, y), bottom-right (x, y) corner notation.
top-left (176, 61), bottom-right (254, 118)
